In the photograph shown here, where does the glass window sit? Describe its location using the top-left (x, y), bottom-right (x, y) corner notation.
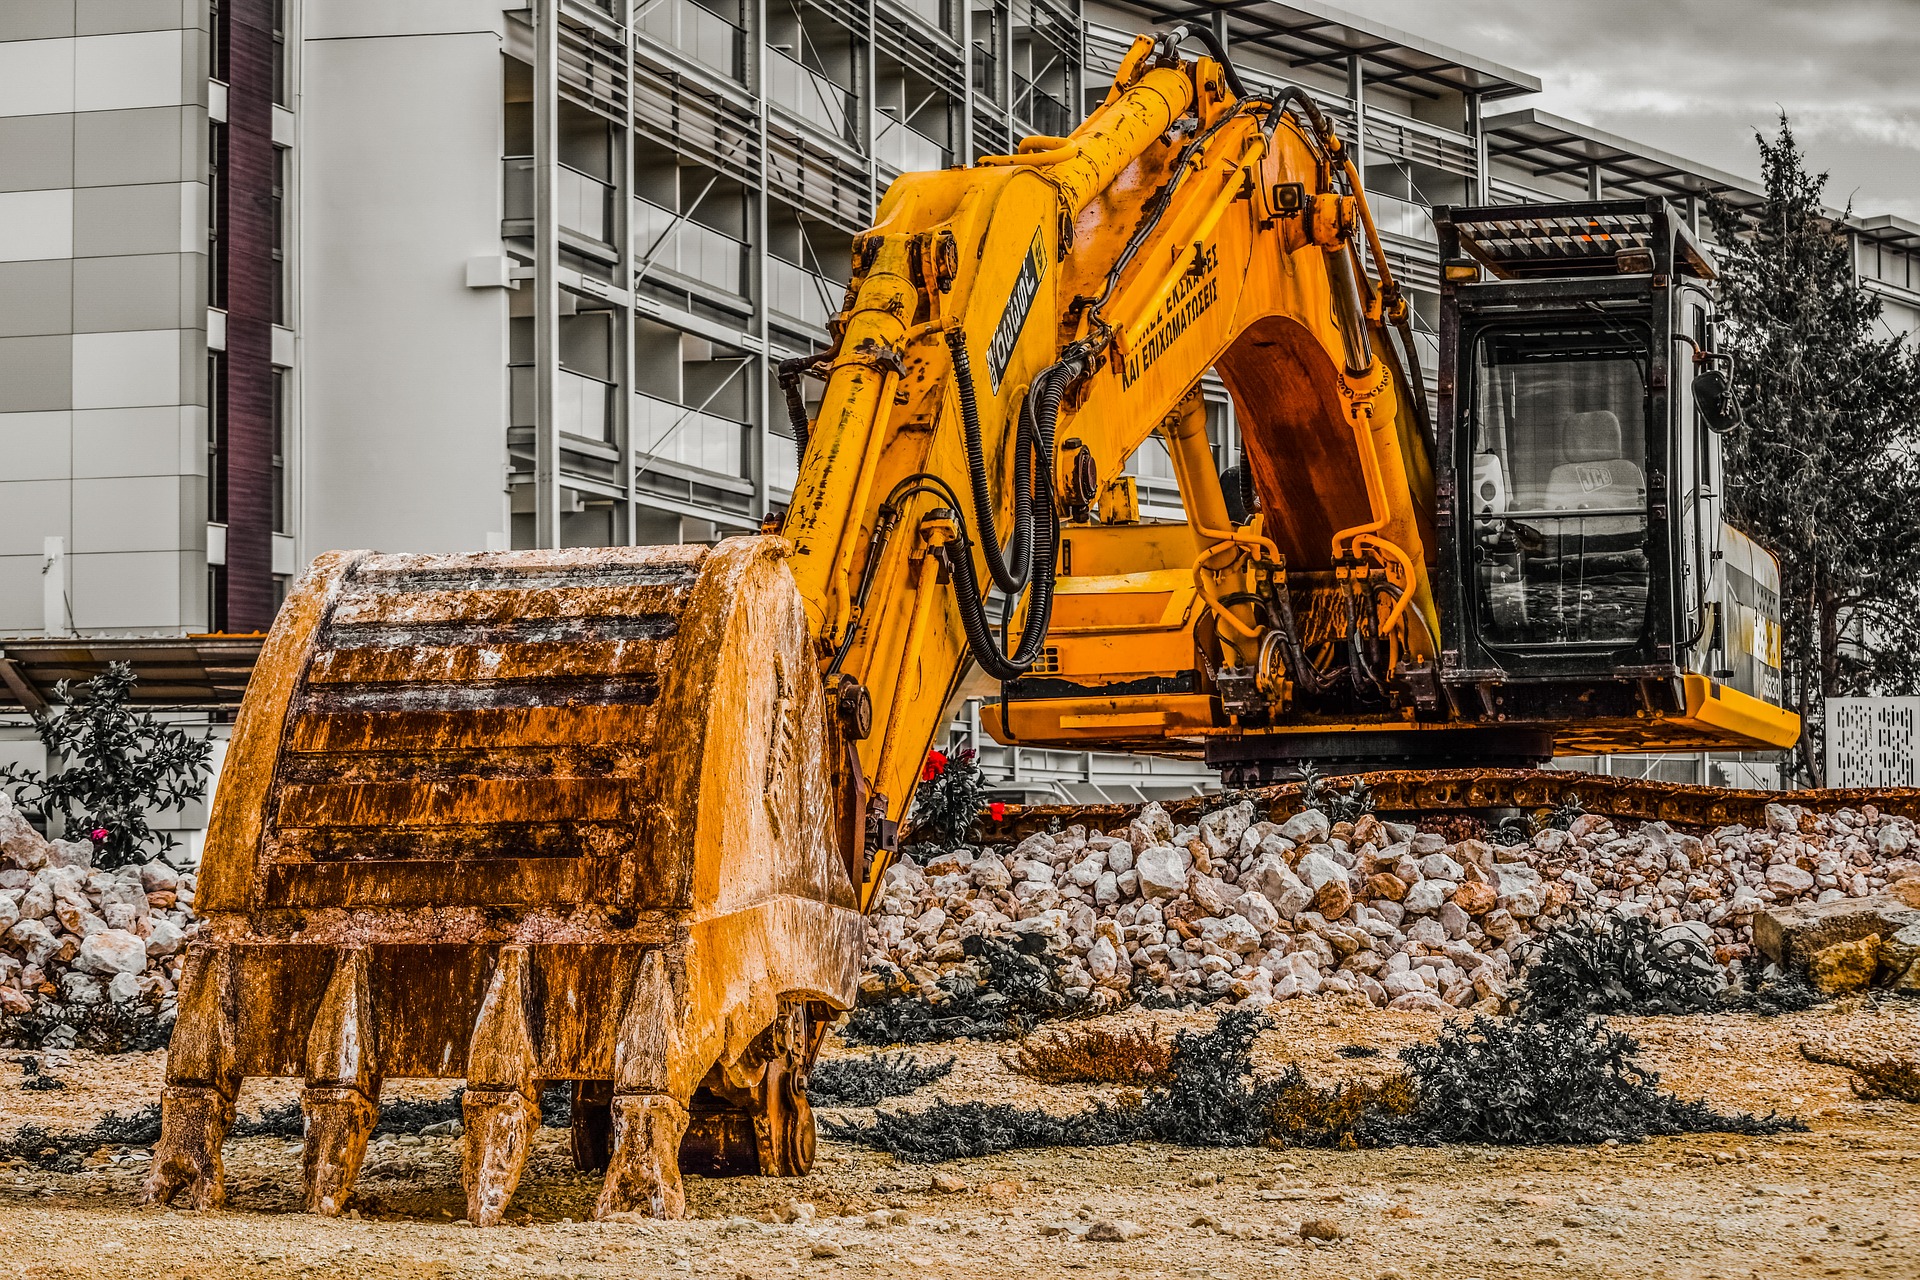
top-left (1468, 321), bottom-right (1651, 647)
top-left (272, 0), bottom-right (287, 105)
top-left (271, 368), bottom-right (288, 534)
top-left (208, 121), bottom-right (226, 308)
top-left (208, 350), bottom-right (227, 523)
top-left (271, 146), bottom-right (286, 325)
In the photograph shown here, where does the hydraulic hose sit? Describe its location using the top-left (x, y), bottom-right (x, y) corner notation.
top-left (1157, 24), bottom-right (1249, 101)
top-left (948, 361), bottom-right (1071, 681)
top-left (1264, 573), bottom-right (1335, 697)
top-left (776, 354), bottom-right (825, 462)
top-left (947, 327), bottom-right (1036, 595)
top-left (780, 374), bottom-right (811, 460)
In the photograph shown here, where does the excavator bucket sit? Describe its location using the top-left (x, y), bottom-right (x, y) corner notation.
top-left (140, 538), bottom-right (863, 1222)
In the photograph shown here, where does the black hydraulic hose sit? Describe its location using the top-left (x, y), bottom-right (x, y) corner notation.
top-left (949, 362), bottom-right (1069, 680)
top-left (946, 327), bottom-right (1036, 595)
top-left (1346, 591), bottom-right (1376, 697)
top-left (780, 375), bottom-right (811, 460)
top-left (1270, 574), bottom-right (1335, 696)
top-left (777, 352), bottom-right (829, 462)
top-left (1158, 24), bottom-right (1249, 101)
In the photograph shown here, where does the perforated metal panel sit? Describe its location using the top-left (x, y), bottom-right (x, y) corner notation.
top-left (1826, 697), bottom-right (1920, 787)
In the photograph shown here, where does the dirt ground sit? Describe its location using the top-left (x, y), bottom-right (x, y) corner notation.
top-left (2, 998), bottom-right (1916, 1280)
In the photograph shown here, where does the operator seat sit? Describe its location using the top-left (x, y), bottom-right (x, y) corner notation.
top-left (1520, 407), bottom-right (1651, 640)
top-left (1542, 410), bottom-right (1645, 543)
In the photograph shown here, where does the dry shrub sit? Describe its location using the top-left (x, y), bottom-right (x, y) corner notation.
top-left (828, 1010), bottom-right (1801, 1164)
top-left (1848, 1058), bottom-right (1920, 1102)
top-left (1518, 916), bottom-right (1722, 1019)
top-left (1011, 1025), bottom-right (1173, 1085)
top-left (1263, 1069), bottom-right (1417, 1150)
top-left (841, 935), bottom-right (1087, 1046)
top-left (1800, 1041), bottom-right (1920, 1102)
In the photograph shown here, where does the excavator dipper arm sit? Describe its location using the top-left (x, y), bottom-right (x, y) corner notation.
top-left (782, 30), bottom-right (1434, 908)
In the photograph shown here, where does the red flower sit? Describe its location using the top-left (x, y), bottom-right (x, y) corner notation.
top-left (989, 802), bottom-right (1006, 822)
top-left (921, 749), bottom-right (948, 782)
top-left (90, 827), bottom-right (108, 841)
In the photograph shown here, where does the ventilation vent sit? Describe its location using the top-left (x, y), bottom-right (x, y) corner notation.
top-left (1826, 697), bottom-right (1920, 787)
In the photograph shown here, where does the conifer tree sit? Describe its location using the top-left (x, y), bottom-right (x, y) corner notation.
top-left (1709, 117), bottom-right (1920, 783)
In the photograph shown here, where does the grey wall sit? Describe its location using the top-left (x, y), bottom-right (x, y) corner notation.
top-left (298, 5), bottom-right (513, 557)
top-left (0, 7), bottom-right (208, 635)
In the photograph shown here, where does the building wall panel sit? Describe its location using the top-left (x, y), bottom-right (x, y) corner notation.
top-left (301, 22), bottom-right (512, 558)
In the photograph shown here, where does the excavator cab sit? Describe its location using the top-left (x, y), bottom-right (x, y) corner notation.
top-left (1432, 199), bottom-right (1792, 751)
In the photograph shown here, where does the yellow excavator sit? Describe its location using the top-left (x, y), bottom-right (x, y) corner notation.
top-left (142, 28), bottom-right (1797, 1222)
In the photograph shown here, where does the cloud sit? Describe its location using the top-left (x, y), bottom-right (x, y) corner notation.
top-left (1334, 0), bottom-right (1920, 219)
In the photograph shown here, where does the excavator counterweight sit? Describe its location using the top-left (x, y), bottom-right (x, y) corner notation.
top-left (144, 26), bottom-right (1799, 1223)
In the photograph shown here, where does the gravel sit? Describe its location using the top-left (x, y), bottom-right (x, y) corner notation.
top-left (0, 792), bottom-right (194, 1046)
top-left (863, 799), bottom-right (1920, 1017)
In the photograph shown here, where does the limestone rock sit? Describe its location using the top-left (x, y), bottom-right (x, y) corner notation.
top-left (1234, 890), bottom-right (1281, 935)
top-left (1365, 872), bottom-right (1409, 902)
top-left (1808, 935), bottom-right (1880, 994)
top-left (971, 855), bottom-right (1011, 890)
top-left (1294, 851), bottom-right (1346, 892)
top-left (74, 928), bottom-right (147, 976)
top-left (1189, 872), bottom-right (1237, 917)
top-left (1085, 1219), bottom-right (1147, 1242)
top-left (1450, 880), bottom-right (1497, 916)
top-left (1311, 879), bottom-right (1353, 920)
top-left (1136, 847), bottom-right (1189, 900)
top-left (1247, 855), bottom-right (1312, 919)
top-left (1752, 891), bottom-right (1920, 969)
top-left (0, 796), bottom-right (48, 870)
top-left (45, 838), bottom-right (94, 871)
top-left (1766, 863), bottom-right (1815, 893)
top-left (1279, 809), bottom-right (1331, 844)
top-left (1403, 879), bottom-right (1448, 913)
top-left (1128, 803), bottom-right (1174, 851)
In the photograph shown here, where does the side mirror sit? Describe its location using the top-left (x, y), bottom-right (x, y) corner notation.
top-left (1694, 367), bottom-right (1741, 435)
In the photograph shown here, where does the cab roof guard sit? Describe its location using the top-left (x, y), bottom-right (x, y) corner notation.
top-left (1434, 197), bottom-right (1715, 282)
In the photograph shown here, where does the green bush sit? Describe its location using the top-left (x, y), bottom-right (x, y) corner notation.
top-left (0, 663), bottom-right (211, 869)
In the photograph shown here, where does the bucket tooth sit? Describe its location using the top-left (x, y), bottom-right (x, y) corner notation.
top-left (462, 944), bottom-right (542, 1227)
top-left (594, 949), bottom-right (691, 1220)
top-left (141, 944), bottom-right (239, 1209)
top-left (595, 1094), bottom-right (690, 1219)
top-left (571, 1079), bottom-right (614, 1172)
top-left (301, 947), bottom-right (381, 1216)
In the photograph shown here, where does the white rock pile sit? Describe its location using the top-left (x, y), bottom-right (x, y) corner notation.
top-left (0, 791), bottom-right (195, 1041)
top-left (866, 798), bottom-right (1920, 1014)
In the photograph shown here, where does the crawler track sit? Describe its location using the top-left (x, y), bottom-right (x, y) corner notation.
top-left (972, 768), bottom-right (1920, 841)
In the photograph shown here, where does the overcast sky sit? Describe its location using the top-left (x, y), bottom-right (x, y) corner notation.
top-left (1334, 0), bottom-right (1920, 222)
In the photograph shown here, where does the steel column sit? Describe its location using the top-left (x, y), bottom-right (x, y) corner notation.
top-left (532, 0), bottom-right (562, 548)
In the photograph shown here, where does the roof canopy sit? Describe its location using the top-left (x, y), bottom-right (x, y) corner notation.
top-left (1130, 1), bottom-right (1540, 99)
top-left (0, 635), bottom-right (264, 713)
top-left (1483, 108), bottom-right (1765, 212)
top-left (1853, 214), bottom-right (1920, 252)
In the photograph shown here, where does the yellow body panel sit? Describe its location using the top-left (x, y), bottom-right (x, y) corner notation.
top-left (983, 694), bottom-right (1217, 747)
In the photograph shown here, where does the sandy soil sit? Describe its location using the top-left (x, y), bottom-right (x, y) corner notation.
top-left (2, 998), bottom-right (1916, 1280)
